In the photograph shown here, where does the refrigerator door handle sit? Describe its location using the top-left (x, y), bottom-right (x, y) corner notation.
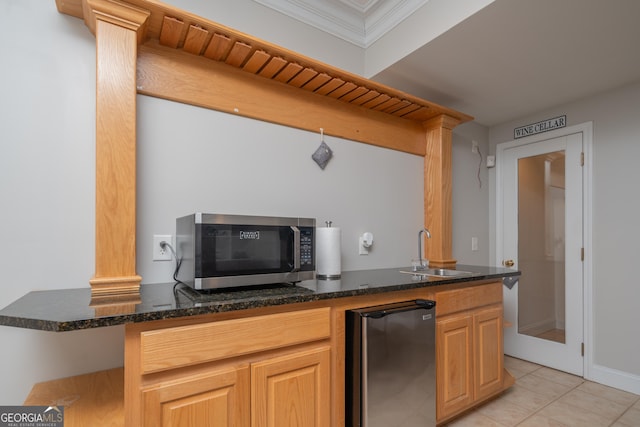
top-left (363, 299), bottom-right (436, 318)
top-left (416, 299), bottom-right (436, 309)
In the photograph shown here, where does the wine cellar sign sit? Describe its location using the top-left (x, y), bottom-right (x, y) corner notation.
top-left (514, 115), bottom-right (566, 139)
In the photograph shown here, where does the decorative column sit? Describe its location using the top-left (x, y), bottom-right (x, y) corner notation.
top-left (84, 0), bottom-right (150, 296)
top-left (423, 114), bottom-right (461, 269)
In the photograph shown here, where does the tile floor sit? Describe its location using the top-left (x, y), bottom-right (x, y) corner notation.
top-left (443, 356), bottom-right (640, 427)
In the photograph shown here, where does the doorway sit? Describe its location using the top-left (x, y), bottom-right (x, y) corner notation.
top-left (496, 123), bottom-right (591, 376)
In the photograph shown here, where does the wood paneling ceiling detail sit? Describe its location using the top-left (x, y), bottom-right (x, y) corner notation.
top-left (153, 14), bottom-right (471, 124)
top-left (56, 0), bottom-right (472, 125)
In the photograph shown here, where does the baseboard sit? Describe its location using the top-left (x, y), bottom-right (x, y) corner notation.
top-left (587, 363), bottom-right (640, 395)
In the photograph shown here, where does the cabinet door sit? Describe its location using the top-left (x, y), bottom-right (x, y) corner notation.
top-left (142, 365), bottom-right (250, 427)
top-left (436, 313), bottom-right (473, 420)
top-left (473, 305), bottom-right (504, 401)
top-left (251, 345), bottom-right (331, 427)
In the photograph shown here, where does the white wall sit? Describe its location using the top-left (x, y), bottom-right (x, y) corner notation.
top-left (488, 81), bottom-right (640, 393)
top-left (451, 122), bottom-right (491, 265)
top-left (136, 96), bottom-right (424, 283)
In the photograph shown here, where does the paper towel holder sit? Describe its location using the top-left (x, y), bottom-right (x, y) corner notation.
top-left (317, 220), bottom-right (341, 280)
top-left (359, 232), bottom-right (374, 255)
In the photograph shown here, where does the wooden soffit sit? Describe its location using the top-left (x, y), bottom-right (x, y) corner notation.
top-left (57, 0), bottom-right (472, 156)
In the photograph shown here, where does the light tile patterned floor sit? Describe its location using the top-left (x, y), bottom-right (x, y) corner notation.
top-left (443, 356), bottom-right (640, 427)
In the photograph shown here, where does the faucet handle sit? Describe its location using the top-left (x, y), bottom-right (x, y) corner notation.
top-left (411, 258), bottom-right (427, 271)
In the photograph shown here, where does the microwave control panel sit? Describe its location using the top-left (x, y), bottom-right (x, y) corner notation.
top-left (300, 227), bottom-right (314, 269)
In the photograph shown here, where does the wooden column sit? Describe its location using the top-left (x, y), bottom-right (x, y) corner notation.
top-left (84, 0), bottom-right (149, 296)
top-left (423, 114), bottom-right (461, 269)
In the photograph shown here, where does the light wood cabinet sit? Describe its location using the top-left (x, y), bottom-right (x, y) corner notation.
top-left (127, 308), bottom-right (331, 427)
top-left (142, 365), bottom-right (250, 427)
top-left (436, 312), bottom-right (474, 417)
top-left (252, 346), bottom-right (331, 427)
top-left (140, 345), bottom-right (330, 427)
top-left (473, 305), bottom-right (504, 401)
top-left (434, 282), bottom-right (509, 423)
top-left (119, 282), bottom-right (513, 427)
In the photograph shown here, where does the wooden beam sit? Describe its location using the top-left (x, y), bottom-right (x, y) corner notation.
top-left (136, 42), bottom-right (428, 156)
top-left (423, 115), bottom-right (461, 268)
top-left (86, 0), bottom-right (149, 296)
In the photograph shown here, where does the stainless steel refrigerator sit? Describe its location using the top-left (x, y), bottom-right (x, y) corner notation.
top-left (346, 299), bottom-right (436, 427)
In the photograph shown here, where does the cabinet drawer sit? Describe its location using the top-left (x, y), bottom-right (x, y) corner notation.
top-left (140, 307), bottom-right (331, 374)
top-left (435, 282), bottom-right (502, 317)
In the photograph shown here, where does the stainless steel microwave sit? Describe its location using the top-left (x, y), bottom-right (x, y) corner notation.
top-left (176, 213), bottom-right (315, 290)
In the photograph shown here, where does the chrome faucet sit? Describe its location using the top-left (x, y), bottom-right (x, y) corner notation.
top-left (416, 228), bottom-right (431, 270)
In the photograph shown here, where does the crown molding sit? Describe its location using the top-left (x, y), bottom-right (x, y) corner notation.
top-left (253, 0), bottom-right (428, 48)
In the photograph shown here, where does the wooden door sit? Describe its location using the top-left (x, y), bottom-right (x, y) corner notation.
top-left (251, 345), bottom-right (330, 427)
top-left (436, 313), bottom-right (473, 420)
top-left (142, 365), bottom-right (250, 427)
top-left (473, 305), bottom-right (504, 400)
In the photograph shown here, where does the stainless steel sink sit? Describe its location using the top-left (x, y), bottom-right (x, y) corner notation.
top-left (400, 268), bottom-right (473, 277)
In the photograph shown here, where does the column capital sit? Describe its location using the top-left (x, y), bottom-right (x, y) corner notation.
top-left (423, 114), bottom-right (462, 132)
top-left (83, 0), bottom-right (150, 43)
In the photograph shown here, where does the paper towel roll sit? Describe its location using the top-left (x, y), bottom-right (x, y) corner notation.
top-left (316, 227), bottom-right (341, 279)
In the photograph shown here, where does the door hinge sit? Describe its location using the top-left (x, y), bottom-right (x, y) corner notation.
top-left (581, 342), bottom-right (584, 357)
top-left (580, 152), bottom-right (584, 166)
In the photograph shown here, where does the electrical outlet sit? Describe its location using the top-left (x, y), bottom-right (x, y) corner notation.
top-left (471, 140), bottom-right (479, 154)
top-left (153, 235), bottom-right (173, 261)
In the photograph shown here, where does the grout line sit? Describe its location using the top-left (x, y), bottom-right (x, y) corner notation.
top-left (607, 395), bottom-right (640, 426)
top-left (456, 357), bottom-right (640, 427)
top-left (511, 371), bottom-right (583, 426)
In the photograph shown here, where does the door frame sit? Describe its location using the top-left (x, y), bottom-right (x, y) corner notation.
top-left (495, 121), bottom-right (592, 378)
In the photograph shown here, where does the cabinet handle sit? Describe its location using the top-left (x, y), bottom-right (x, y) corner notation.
top-left (502, 259), bottom-right (515, 268)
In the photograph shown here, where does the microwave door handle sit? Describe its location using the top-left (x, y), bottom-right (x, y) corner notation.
top-left (290, 226), bottom-right (301, 272)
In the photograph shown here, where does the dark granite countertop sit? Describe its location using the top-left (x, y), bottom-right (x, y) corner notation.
top-left (0, 265), bottom-right (519, 332)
